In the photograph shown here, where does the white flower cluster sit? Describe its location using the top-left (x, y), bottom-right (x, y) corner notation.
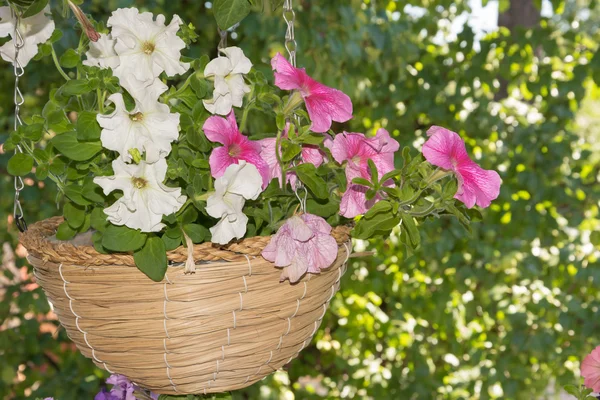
top-left (0, 6), bottom-right (55, 67)
top-left (89, 8), bottom-right (189, 233)
top-left (203, 46), bottom-right (252, 116)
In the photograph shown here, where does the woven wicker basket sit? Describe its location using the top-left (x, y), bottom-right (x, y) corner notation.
top-left (20, 217), bottom-right (352, 395)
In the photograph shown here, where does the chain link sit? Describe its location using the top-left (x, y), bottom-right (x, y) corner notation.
top-left (11, 7), bottom-right (27, 232)
top-left (283, 0), bottom-right (297, 67)
top-left (282, 0), bottom-right (307, 212)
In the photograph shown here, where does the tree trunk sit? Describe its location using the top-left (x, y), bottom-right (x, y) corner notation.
top-left (495, 0), bottom-right (541, 100)
top-left (498, 0), bottom-right (541, 30)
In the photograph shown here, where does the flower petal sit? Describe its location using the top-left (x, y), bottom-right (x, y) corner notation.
top-left (271, 53), bottom-right (304, 91)
top-left (304, 83), bottom-right (353, 133)
top-left (209, 146), bottom-right (236, 178)
top-left (339, 184), bottom-right (369, 219)
top-left (203, 113), bottom-right (236, 145)
top-left (221, 46), bottom-right (252, 75)
top-left (422, 126), bottom-right (471, 171)
top-left (455, 161), bottom-right (502, 209)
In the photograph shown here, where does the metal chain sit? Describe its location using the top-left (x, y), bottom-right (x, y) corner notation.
top-left (283, 0), bottom-right (297, 67)
top-left (11, 7), bottom-right (27, 233)
top-left (282, 0), bottom-right (306, 212)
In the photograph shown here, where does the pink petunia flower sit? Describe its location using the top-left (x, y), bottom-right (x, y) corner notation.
top-left (329, 128), bottom-right (400, 218)
top-left (271, 53), bottom-right (353, 133)
top-left (262, 213), bottom-right (339, 283)
top-left (582, 346), bottom-right (600, 392)
top-left (203, 111), bottom-right (270, 188)
top-left (259, 124), bottom-right (327, 188)
top-left (422, 126), bottom-right (501, 209)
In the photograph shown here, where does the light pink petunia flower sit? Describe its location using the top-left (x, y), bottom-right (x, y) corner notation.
top-left (262, 213), bottom-right (338, 283)
top-left (582, 346), bottom-right (600, 392)
top-left (271, 53), bottom-right (353, 133)
top-left (422, 126), bottom-right (501, 209)
top-left (203, 111), bottom-right (270, 188)
top-left (329, 128), bottom-right (400, 218)
top-left (259, 125), bottom-right (327, 188)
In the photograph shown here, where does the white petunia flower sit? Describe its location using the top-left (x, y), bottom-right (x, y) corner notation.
top-left (107, 7), bottom-right (189, 93)
top-left (83, 33), bottom-right (120, 69)
top-left (119, 74), bottom-right (168, 104)
top-left (94, 158), bottom-right (186, 232)
top-left (97, 92), bottom-right (180, 163)
top-left (206, 161), bottom-right (263, 244)
top-left (0, 6), bottom-right (55, 67)
top-left (203, 46), bottom-right (252, 115)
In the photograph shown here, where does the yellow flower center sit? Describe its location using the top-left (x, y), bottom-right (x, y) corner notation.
top-left (131, 177), bottom-right (148, 189)
top-left (130, 112), bottom-right (144, 122)
top-left (142, 41), bottom-right (156, 55)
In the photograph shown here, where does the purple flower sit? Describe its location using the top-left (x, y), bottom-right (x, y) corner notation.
top-left (106, 374), bottom-right (137, 400)
top-left (94, 389), bottom-right (119, 400)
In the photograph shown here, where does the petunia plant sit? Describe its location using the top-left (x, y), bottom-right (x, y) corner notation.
top-left (3, 0), bottom-right (502, 284)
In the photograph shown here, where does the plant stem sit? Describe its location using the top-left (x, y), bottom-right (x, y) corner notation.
top-left (240, 100), bottom-right (254, 132)
top-left (240, 84), bottom-right (256, 132)
top-left (51, 45), bottom-right (71, 81)
top-left (275, 128), bottom-right (286, 188)
top-left (426, 168), bottom-right (453, 185)
top-left (97, 88), bottom-right (105, 113)
top-left (20, 141), bottom-right (65, 191)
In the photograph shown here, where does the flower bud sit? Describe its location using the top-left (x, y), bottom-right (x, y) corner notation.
top-left (68, 1), bottom-right (100, 42)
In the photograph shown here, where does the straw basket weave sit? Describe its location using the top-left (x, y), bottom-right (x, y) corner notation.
top-left (20, 217), bottom-right (352, 395)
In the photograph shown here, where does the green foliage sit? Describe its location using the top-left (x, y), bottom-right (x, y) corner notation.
top-left (1, 0), bottom-right (600, 399)
top-left (133, 236), bottom-right (168, 282)
top-left (212, 0), bottom-right (252, 30)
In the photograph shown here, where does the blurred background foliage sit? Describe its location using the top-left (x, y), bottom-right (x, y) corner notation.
top-left (1, 0), bottom-right (599, 399)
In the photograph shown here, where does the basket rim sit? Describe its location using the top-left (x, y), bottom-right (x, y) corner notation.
top-left (19, 216), bottom-right (352, 266)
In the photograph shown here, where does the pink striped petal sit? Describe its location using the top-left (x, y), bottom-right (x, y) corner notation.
top-left (582, 346), bottom-right (600, 392)
top-left (304, 82), bottom-right (353, 133)
top-left (423, 126), bottom-right (501, 209)
top-left (271, 53), bottom-right (304, 91)
top-left (455, 161), bottom-right (502, 209)
top-left (209, 146), bottom-right (235, 178)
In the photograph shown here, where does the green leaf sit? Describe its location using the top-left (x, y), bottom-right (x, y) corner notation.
top-left (102, 225), bottom-right (148, 252)
top-left (51, 132), bottom-right (102, 161)
top-left (59, 79), bottom-right (92, 96)
top-left (134, 237), bottom-right (168, 282)
top-left (367, 159), bottom-right (379, 185)
top-left (7, 153), bottom-right (34, 176)
top-left (63, 185), bottom-right (92, 206)
top-left (183, 224), bottom-right (209, 243)
top-left (90, 207), bottom-right (109, 232)
top-left (400, 213), bottom-right (420, 247)
top-left (82, 180), bottom-right (105, 203)
top-left (35, 163), bottom-right (49, 180)
top-left (213, 0), bottom-right (252, 30)
top-left (76, 111), bottom-right (101, 141)
top-left (21, 0), bottom-right (49, 18)
top-left (281, 141), bottom-right (302, 162)
top-left (299, 133), bottom-right (325, 145)
top-left (352, 201), bottom-right (400, 239)
top-left (295, 163), bottom-right (328, 199)
top-left (56, 221), bottom-right (77, 241)
top-left (563, 385), bottom-right (579, 397)
top-left (352, 177), bottom-right (373, 187)
top-left (59, 49), bottom-right (80, 68)
top-left (64, 203), bottom-right (86, 229)
top-left (270, 0), bottom-right (285, 11)
top-left (162, 234), bottom-right (182, 251)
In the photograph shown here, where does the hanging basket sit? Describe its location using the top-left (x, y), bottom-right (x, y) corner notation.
top-left (20, 217), bottom-right (352, 395)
